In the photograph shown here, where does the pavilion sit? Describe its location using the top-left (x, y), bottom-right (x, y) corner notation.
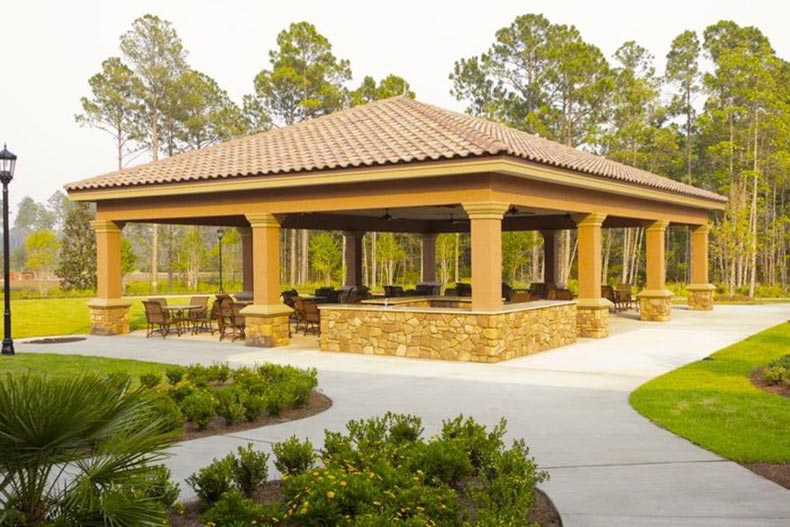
top-left (65, 97), bottom-right (725, 362)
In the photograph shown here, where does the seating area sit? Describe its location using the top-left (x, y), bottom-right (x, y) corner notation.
top-left (602, 284), bottom-right (639, 312)
top-left (141, 294), bottom-right (250, 340)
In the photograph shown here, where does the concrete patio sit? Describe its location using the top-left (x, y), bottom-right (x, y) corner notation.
top-left (17, 303), bottom-right (790, 527)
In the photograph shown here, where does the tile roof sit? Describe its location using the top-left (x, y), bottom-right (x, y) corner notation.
top-left (66, 97), bottom-right (726, 203)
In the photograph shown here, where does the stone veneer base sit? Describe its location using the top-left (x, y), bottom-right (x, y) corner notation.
top-left (638, 289), bottom-right (673, 322)
top-left (576, 300), bottom-right (611, 338)
top-left (88, 301), bottom-right (131, 335)
top-left (687, 284), bottom-right (715, 311)
top-left (320, 302), bottom-right (576, 363)
top-left (244, 314), bottom-right (290, 347)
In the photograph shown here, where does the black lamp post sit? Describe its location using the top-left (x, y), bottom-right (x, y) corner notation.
top-left (0, 145), bottom-right (17, 356)
top-left (216, 228), bottom-right (225, 293)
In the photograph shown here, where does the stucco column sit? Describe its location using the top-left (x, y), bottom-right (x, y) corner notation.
top-left (88, 220), bottom-right (131, 335)
top-left (421, 233), bottom-right (437, 283)
top-left (239, 227), bottom-right (253, 296)
top-left (343, 231), bottom-right (364, 287)
top-left (687, 224), bottom-right (715, 310)
top-left (572, 213), bottom-right (610, 338)
top-left (541, 230), bottom-right (559, 289)
top-left (638, 220), bottom-right (673, 321)
top-left (463, 201), bottom-right (509, 311)
top-left (241, 213), bottom-right (291, 347)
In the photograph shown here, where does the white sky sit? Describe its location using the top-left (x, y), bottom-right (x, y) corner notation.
top-left (3, 0), bottom-right (790, 213)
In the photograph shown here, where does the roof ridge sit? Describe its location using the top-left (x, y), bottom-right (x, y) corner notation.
top-left (392, 97), bottom-right (511, 155)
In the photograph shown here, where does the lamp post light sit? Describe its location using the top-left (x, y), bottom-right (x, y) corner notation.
top-left (0, 145), bottom-right (17, 356)
top-left (216, 228), bottom-right (225, 293)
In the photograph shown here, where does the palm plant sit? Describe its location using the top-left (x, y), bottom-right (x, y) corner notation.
top-left (0, 373), bottom-right (179, 526)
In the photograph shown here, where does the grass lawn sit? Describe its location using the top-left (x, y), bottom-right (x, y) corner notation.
top-left (11, 296), bottom-right (194, 339)
top-left (0, 352), bottom-right (170, 380)
top-left (630, 322), bottom-right (790, 463)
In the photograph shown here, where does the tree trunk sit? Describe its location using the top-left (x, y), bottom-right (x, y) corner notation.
top-left (370, 232), bottom-right (378, 288)
top-left (300, 230), bottom-right (309, 285)
top-left (289, 230), bottom-right (297, 286)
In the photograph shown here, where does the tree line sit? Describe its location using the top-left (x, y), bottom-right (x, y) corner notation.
top-left (15, 13), bottom-right (787, 297)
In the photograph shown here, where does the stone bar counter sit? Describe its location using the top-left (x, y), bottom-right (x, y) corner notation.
top-left (319, 297), bottom-right (577, 363)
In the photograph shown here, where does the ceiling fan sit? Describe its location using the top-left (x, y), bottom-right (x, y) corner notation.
top-left (381, 208), bottom-right (393, 221)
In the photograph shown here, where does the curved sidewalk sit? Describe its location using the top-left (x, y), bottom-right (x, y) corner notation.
top-left (19, 304), bottom-right (790, 526)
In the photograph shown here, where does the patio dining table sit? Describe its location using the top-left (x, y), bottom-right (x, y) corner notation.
top-left (163, 304), bottom-right (202, 335)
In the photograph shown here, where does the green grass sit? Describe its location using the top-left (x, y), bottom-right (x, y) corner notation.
top-left (0, 352), bottom-right (171, 381)
top-left (10, 296), bottom-right (195, 338)
top-left (630, 322), bottom-right (790, 463)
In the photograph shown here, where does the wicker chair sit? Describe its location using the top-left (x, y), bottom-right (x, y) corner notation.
top-left (301, 299), bottom-right (320, 335)
top-left (188, 296), bottom-right (212, 334)
top-left (143, 300), bottom-right (174, 338)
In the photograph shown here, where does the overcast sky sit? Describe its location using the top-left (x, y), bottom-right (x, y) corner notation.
top-left (3, 0), bottom-right (789, 214)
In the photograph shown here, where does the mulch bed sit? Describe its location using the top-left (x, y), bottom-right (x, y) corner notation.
top-left (744, 463), bottom-right (790, 490)
top-left (22, 337), bottom-right (87, 344)
top-left (179, 391), bottom-right (332, 442)
top-left (168, 481), bottom-right (562, 526)
top-left (749, 369), bottom-right (790, 399)
top-left (740, 370), bottom-right (790, 490)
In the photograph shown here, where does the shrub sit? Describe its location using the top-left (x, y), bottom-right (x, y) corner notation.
top-left (441, 415), bottom-right (506, 471)
top-left (181, 390), bottom-right (217, 430)
top-left (265, 390), bottom-right (288, 416)
top-left (763, 366), bottom-right (788, 385)
top-left (186, 456), bottom-right (234, 505)
top-left (168, 380), bottom-right (196, 403)
top-left (139, 372), bottom-right (161, 389)
top-left (150, 393), bottom-right (185, 434)
top-left (216, 386), bottom-right (247, 425)
top-left (762, 355), bottom-right (790, 386)
top-left (202, 488), bottom-right (265, 527)
top-left (207, 362), bottom-right (232, 382)
top-left (272, 435), bottom-right (315, 476)
top-left (416, 439), bottom-right (473, 487)
top-left (165, 366), bottom-right (186, 385)
top-left (185, 364), bottom-right (211, 387)
top-left (128, 464), bottom-right (181, 509)
top-left (243, 394), bottom-right (267, 421)
top-left (229, 443), bottom-right (270, 497)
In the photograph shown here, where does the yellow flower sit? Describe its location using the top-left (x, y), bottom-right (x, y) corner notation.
top-left (327, 491), bottom-right (336, 499)
top-left (339, 480), bottom-right (347, 487)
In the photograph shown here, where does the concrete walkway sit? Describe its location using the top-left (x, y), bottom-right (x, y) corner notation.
top-left (17, 304), bottom-right (790, 526)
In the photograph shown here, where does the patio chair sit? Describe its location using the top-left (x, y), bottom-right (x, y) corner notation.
top-left (616, 284), bottom-right (637, 311)
top-left (188, 296), bottom-right (212, 334)
top-left (215, 294), bottom-right (235, 340)
top-left (223, 302), bottom-right (246, 342)
top-left (293, 297), bottom-right (309, 334)
top-left (300, 298), bottom-right (320, 335)
top-left (384, 285), bottom-right (404, 298)
top-left (149, 296), bottom-right (168, 307)
top-left (143, 300), bottom-right (174, 338)
top-left (528, 283), bottom-right (547, 299)
top-left (601, 285), bottom-right (619, 312)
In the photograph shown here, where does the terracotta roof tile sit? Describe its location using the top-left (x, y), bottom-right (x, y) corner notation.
top-left (65, 97), bottom-right (726, 203)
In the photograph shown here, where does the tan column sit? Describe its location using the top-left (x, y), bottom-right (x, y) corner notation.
top-left (690, 224), bottom-right (710, 285)
top-left (247, 213), bottom-right (281, 305)
top-left (88, 220), bottom-right (131, 335)
top-left (343, 231), bottom-right (364, 287)
top-left (687, 224), bottom-right (715, 311)
top-left (572, 213), bottom-right (610, 338)
top-left (421, 233), bottom-right (437, 283)
top-left (572, 213), bottom-right (607, 300)
top-left (242, 213), bottom-right (291, 347)
top-left (463, 201), bottom-right (509, 311)
top-left (638, 220), bottom-right (673, 321)
top-left (239, 227), bottom-right (253, 294)
top-left (644, 220), bottom-right (669, 290)
top-left (92, 219), bottom-right (123, 299)
top-left (541, 230), bottom-right (559, 288)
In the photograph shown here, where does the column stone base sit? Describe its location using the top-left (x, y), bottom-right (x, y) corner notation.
top-left (576, 298), bottom-right (613, 338)
top-left (687, 283), bottom-right (715, 311)
top-left (88, 298), bottom-right (132, 335)
top-left (638, 289), bottom-right (673, 322)
top-left (241, 304), bottom-right (292, 347)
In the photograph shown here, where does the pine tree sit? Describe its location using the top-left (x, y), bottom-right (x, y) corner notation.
top-left (56, 203), bottom-right (97, 291)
